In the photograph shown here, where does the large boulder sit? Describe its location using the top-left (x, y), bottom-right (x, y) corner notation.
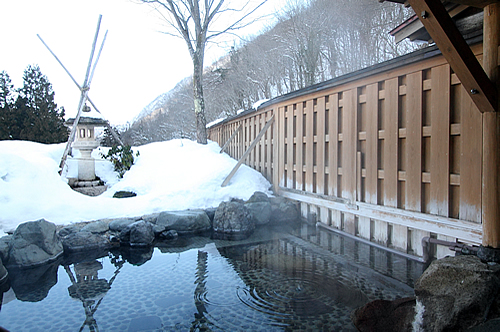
top-left (0, 258), bottom-right (7, 284)
top-left (7, 219), bottom-right (63, 267)
top-left (119, 220), bottom-right (155, 247)
top-left (269, 197), bottom-right (300, 224)
top-left (62, 231), bottom-right (111, 253)
top-left (213, 201), bottom-right (254, 240)
top-left (0, 235), bottom-right (11, 263)
top-left (80, 220), bottom-right (109, 234)
top-left (414, 255), bottom-right (500, 331)
top-left (351, 297), bottom-right (416, 332)
top-left (245, 191), bottom-right (272, 226)
top-left (109, 217), bottom-right (141, 232)
top-left (154, 210), bottom-right (211, 235)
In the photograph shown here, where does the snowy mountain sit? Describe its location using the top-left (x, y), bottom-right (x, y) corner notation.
top-left (133, 91), bottom-right (172, 124)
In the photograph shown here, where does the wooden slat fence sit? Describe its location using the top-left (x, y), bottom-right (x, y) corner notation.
top-left (208, 43), bottom-right (487, 259)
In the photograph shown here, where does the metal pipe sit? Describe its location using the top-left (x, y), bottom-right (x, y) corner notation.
top-left (421, 236), bottom-right (479, 263)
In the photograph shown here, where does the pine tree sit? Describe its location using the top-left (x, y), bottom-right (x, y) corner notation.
top-left (0, 71), bottom-right (16, 140)
top-left (14, 65), bottom-right (68, 143)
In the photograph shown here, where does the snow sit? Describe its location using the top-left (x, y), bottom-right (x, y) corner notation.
top-left (0, 139), bottom-right (272, 236)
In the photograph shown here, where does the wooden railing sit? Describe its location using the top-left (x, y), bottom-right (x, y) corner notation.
top-left (208, 43), bottom-right (486, 258)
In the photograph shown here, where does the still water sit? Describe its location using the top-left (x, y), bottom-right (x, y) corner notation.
top-left (0, 223), bottom-right (424, 331)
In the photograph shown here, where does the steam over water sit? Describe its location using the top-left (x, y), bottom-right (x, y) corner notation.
top-left (0, 223), bottom-right (423, 331)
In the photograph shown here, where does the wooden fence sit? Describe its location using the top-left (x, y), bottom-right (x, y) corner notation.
top-left (208, 42), bottom-right (487, 259)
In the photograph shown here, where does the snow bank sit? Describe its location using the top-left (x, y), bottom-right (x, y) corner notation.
top-left (0, 139), bottom-right (272, 236)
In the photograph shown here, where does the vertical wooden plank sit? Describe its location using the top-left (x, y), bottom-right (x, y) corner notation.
top-left (430, 64), bottom-right (450, 216)
top-left (272, 108), bottom-right (280, 193)
top-left (328, 94), bottom-right (339, 197)
top-left (460, 85), bottom-right (482, 223)
top-left (406, 71), bottom-right (423, 212)
top-left (384, 78), bottom-right (399, 208)
top-left (410, 229), bottom-right (430, 257)
top-left (365, 83), bottom-right (379, 204)
top-left (358, 216), bottom-right (371, 240)
top-left (256, 114), bottom-right (262, 172)
top-left (266, 111), bottom-right (273, 182)
top-left (287, 105), bottom-right (294, 189)
top-left (296, 102), bottom-right (304, 190)
top-left (278, 107), bottom-right (286, 187)
top-left (317, 97), bottom-right (326, 195)
top-left (373, 219), bottom-right (388, 245)
top-left (342, 89), bottom-right (357, 203)
top-left (392, 224), bottom-right (408, 252)
top-left (305, 100), bottom-right (314, 193)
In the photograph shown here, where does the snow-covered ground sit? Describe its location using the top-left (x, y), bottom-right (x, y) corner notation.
top-left (0, 139), bottom-right (272, 236)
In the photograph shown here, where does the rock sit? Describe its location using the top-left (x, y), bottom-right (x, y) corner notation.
top-left (159, 230), bottom-right (178, 241)
top-left (246, 191), bottom-right (270, 203)
top-left (213, 201), bottom-right (254, 240)
top-left (270, 197), bottom-right (300, 224)
top-left (414, 255), bottom-right (500, 331)
top-left (7, 219), bottom-right (63, 267)
top-left (154, 210), bottom-right (211, 235)
top-left (141, 213), bottom-right (160, 224)
top-left (0, 235), bottom-right (11, 263)
top-left (119, 221), bottom-right (154, 247)
top-left (81, 220), bottom-right (109, 234)
top-left (0, 258), bottom-right (7, 284)
top-left (8, 260), bottom-right (59, 302)
top-left (245, 201), bottom-right (272, 225)
top-left (62, 231), bottom-right (111, 253)
top-left (109, 217), bottom-right (140, 232)
top-left (204, 208), bottom-right (217, 224)
top-left (113, 190), bottom-right (137, 198)
top-left (351, 297), bottom-right (416, 332)
top-left (120, 246), bottom-right (153, 266)
top-left (58, 225), bottom-right (83, 238)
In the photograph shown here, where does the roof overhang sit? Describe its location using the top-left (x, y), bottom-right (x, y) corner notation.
top-left (383, 0), bottom-right (498, 8)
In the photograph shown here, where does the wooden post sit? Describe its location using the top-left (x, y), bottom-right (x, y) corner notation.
top-left (482, 3), bottom-right (500, 248)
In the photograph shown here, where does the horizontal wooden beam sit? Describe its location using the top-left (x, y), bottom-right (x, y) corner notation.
top-left (383, 0), bottom-right (499, 8)
top-left (407, 0), bottom-right (497, 112)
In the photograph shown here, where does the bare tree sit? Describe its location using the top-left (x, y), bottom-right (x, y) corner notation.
top-left (137, 0), bottom-right (266, 144)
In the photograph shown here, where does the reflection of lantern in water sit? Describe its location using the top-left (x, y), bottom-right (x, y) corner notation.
top-left (68, 261), bottom-right (110, 302)
top-left (64, 257), bottom-right (123, 332)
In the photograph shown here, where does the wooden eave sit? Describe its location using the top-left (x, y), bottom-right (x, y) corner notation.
top-left (385, 0), bottom-right (498, 8)
top-left (390, 0), bottom-right (497, 113)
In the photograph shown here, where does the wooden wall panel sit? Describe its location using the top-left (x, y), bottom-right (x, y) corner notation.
top-left (317, 97), bottom-right (326, 195)
top-left (460, 85), bottom-right (482, 223)
top-left (406, 72), bottom-right (423, 212)
top-left (365, 83), bottom-right (379, 204)
top-left (384, 78), bottom-right (399, 208)
top-left (305, 100), bottom-right (314, 193)
top-left (296, 102), bottom-right (304, 190)
top-left (278, 107), bottom-right (286, 187)
top-left (286, 105), bottom-right (294, 188)
top-left (328, 94), bottom-right (339, 197)
top-left (342, 89), bottom-right (357, 203)
top-left (430, 64), bottom-right (451, 217)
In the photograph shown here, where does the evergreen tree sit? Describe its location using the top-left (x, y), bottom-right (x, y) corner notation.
top-left (0, 71), bottom-right (16, 140)
top-left (100, 122), bottom-right (121, 147)
top-left (14, 65), bottom-right (68, 143)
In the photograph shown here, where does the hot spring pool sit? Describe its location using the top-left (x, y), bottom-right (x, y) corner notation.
top-left (0, 223), bottom-right (424, 331)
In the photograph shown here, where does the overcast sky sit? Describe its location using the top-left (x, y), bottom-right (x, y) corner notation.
top-left (0, 0), bottom-right (281, 125)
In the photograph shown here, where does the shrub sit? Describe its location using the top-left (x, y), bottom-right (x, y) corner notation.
top-left (101, 145), bottom-right (139, 178)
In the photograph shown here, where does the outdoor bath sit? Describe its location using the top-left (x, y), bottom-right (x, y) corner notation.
top-left (0, 222), bottom-right (423, 331)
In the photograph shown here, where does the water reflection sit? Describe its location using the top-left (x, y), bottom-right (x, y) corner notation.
top-left (64, 253), bottom-right (124, 332)
top-left (0, 223), bottom-right (423, 331)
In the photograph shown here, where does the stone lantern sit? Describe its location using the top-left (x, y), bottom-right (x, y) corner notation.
top-left (65, 113), bottom-right (107, 182)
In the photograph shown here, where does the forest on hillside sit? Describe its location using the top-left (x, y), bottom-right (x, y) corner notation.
top-left (119, 0), bottom-right (420, 146)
